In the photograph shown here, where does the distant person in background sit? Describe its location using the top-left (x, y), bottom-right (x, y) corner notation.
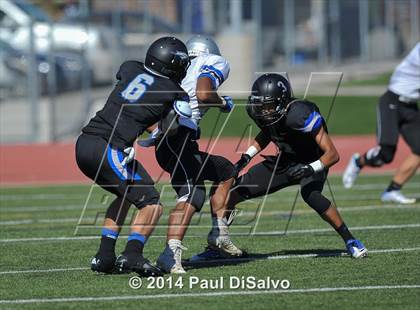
top-left (343, 42), bottom-right (420, 204)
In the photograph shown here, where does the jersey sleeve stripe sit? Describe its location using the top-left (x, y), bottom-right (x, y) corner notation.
top-left (301, 111), bottom-right (322, 133)
top-left (206, 65), bottom-right (225, 82)
top-left (198, 72), bottom-right (218, 89)
top-left (201, 65), bottom-right (224, 83)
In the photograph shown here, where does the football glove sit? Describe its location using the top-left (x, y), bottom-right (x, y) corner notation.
top-left (286, 163), bottom-right (314, 181)
top-left (220, 96), bottom-right (234, 113)
top-left (121, 147), bottom-right (135, 166)
top-left (234, 154), bottom-right (252, 175)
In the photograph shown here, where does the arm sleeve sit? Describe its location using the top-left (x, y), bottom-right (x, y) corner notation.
top-left (255, 130), bottom-right (271, 148)
top-left (198, 55), bottom-right (230, 89)
top-left (286, 101), bottom-right (324, 134)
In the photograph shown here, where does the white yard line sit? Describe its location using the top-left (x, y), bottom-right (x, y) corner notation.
top-left (1, 182), bottom-right (419, 202)
top-left (0, 267), bottom-right (88, 275)
top-left (249, 223), bottom-right (420, 236)
top-left (1, 204), bottom-right (419, 226)
top-left (1, 223), bottom-right (419, 243)
top-left (0, 285), bottom-right (419, 304)
top-left (1, 247), bottom-right (419, 276)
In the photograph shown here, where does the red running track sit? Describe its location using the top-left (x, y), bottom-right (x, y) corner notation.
top-left (0, 135), bottom-right (412, 186)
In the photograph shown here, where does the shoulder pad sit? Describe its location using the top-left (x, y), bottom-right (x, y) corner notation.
top-left (286, 100), bottom-right (323, 133)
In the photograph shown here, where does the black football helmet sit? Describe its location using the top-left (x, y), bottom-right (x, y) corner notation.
top-left (247, 73), bottom-right (292, 127)
top-left (145, 37), bottom-right (190, 83)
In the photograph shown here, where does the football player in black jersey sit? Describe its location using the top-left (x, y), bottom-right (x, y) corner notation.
top-left (192, 73), bottom-right (368, 261)
top-left (75, 37), bottom-right (191, 276)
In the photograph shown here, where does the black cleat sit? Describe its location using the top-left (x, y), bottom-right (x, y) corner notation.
top-left (115, 253), bottom-right (163, 277)
top-left (91, 252), bottom-right (116, 274)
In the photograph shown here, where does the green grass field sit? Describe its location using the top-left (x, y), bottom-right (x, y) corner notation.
top-left (199, 96), bottom-right (379, 137)
top-left (0, 174), bottom-right (419, 309)
top-left (342, 72), bottom-right (392, 87)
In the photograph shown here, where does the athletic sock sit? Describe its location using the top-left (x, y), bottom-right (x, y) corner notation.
top-left (211, 217), bottom-right (229, 236)
top-left (386, 180), bottom-right (402, 192)
top-left (98, 228), bottom-right (119, 254)
top-left (335, 223), bottom-right (355, 243)
top-left (123, 232), bottom-right (146, 255)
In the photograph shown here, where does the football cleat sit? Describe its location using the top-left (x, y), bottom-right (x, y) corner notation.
top-left (207, 231), bottom-right (243, 257)
top-left (157, 240), bottom-right (187, 274)
top-left (381, 190), bottom-right (416, 204)
top-left (343, 153), bottom-right (362, 189)
top-left (346, 239), bottom-right (368, 258)
top-left (189, 246), bottom-right (225, 262)
top-left (90, 252), bottom-right (116, 274)
top-left (114, 254), bottom-right (163, 277)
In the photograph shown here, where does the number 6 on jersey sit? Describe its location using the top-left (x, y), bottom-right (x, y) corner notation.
top-left (121, 73), bottom-right (154, 102)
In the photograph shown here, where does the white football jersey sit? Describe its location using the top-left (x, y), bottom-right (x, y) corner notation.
top-left (388, 42), bottom-right (420, 101)
top-left (181, 53), bottom-right (230, 125)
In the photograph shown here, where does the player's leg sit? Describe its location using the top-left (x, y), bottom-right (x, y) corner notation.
top-left (76, 134), bottom-right (163, 275)
top-left (76, 134), bottom-right (127, 273)
top-left (92, 198), bottom-right (131, 273)
top-left (382, 102), bottom-right (420, 203)
top-left (343, 91), bottom-right (399, 188)
top-left (190, 157), bottom-right (294, 262)
top-left (301, 174), bottom-right (367, 258)
top-left (110, 161), bottom-right (163, 276)
top-left (155, 129), bottom-right (206, 273)
top-left (202, 153), bottom-right (242, 257)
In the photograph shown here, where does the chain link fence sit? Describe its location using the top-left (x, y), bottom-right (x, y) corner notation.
top-left (0, 0), bottom-right (418, 143)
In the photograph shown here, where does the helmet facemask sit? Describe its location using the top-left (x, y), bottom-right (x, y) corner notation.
top-left (170, 51), bottom-right (190, 83)
top-left (247, 95), bottom-right (287, 127)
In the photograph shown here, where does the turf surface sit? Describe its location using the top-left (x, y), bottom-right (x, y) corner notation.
top-left (199, 96), bottom-right (379, 137)
top-left (0, 174), bottom-right (419, 309)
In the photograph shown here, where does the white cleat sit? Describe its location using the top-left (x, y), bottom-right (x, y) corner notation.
top-left (343, 153), bottom-right (362, 189)
top-left (381, 190), bottom-right (416, 204)
top-left (207, 231), bottom-right (243, 257)
top-left (156, 240), bottom-right (187, 274)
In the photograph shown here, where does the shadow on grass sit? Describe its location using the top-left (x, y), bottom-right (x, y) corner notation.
top-left (183, 248), bottom-right (346, 270)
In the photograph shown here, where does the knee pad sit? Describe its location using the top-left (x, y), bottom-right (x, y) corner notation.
top-left (301, 190), bottom-right (331, 215)
top-left (177, 186), bottom-right (206, 211)
top-left (105, 199), bottom-right (131, 225)
top-left (220, 161), bottom-right (236, 181)
top-left (132, 188), bottom-right (160, 209)
top-left (364, 145), bottom-right (396, 167)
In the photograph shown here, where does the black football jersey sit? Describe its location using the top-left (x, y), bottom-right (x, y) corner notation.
top-left (254, 100), bottom-right (327, 163)
top-left (82, 61), bottom-right (188, 149)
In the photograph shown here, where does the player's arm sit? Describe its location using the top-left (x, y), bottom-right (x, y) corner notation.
top-left (146, 124), bottom-right (157, 133)
top-left (313, 126), bottom-right (340, 169)
top-left (234, 131), bottom-right (270, 174)
top-left (196, 77), bottom-right (233, 112)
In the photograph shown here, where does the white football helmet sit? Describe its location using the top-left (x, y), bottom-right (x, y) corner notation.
top-left (185, 35), bottom-right (221, 57)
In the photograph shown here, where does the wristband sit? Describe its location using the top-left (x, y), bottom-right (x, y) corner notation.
top-left (309, 160), bottom-right (324, 173)
top-left (245, 146), bottom-right (259, 158)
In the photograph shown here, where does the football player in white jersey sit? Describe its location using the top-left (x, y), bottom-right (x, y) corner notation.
top-left (343, 43), bottom-right (420, 204)
top-left (142, 35), bottom-right (243, 273)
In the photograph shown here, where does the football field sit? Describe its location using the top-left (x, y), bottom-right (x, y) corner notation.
top-left (0, 174), bottom-right (419, 309)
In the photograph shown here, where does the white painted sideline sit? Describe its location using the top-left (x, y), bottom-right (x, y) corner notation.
top-left (1, 247), bottom-right (419, 275)
top-left (0, 285), bottom-right (419, 304)
top-left (1, 223), bottom-right (419, 243)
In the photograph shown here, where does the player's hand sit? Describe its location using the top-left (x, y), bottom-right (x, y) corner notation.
top-left (121, 147), bottom-right (135, 166)
top-left (137, 128), bottom-right (161, 147)
top-left (234, 154), bottom-right (252, 176)
top-left (286, 164), bottom-right (314, 181)
top-left (220, 96), bottom-right (234, 113)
